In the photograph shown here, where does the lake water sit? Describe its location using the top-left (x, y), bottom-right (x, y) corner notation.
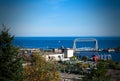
top-left (13, 37), bottom-right (120, 61)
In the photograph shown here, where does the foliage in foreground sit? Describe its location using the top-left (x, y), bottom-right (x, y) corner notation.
top-left (23, 53), bottom-right (61, 81)
top-left (83, 61), bottom-right (111, 81)
top-left (59, 58), bottom-right (113, 81)
top-left (107, 60), bottom-right (120, 70)
top-left (0, 25), bottom-right (23, 81)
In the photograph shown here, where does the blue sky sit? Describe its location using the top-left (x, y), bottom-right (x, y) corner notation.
top-left (0, 0), bottom-right (120, 37)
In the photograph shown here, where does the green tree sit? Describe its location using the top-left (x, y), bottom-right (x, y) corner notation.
top-left (70, 56), bottom-right (77, 61)
top-left (0, 24), bottom-right (23, 81)
top-left (23, 53), bottom-right (61, 81)
top-left (82, 56), bottom-right (89, 61)
top-left (83, 61), bottom-right (111, 81)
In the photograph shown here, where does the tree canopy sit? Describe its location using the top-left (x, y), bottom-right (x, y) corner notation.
top-left (23, 53), bottom-right (61, 81)
top-left (83, 61), bottom-right (111, 81)
top-left (0, 24), bottom-right (23, 81)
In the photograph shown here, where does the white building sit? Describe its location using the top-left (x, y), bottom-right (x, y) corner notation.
top-left (46, 53), bottom-right (64, 61)
top-left (64, 48), bottom-right (74, 58)
top-left (46, 48), bottom-right (74, 61)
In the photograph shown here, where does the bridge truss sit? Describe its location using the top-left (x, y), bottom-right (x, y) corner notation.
top-left (73, 38), bottom-right (98, 51)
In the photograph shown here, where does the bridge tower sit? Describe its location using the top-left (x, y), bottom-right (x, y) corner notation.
top-left (73, 38), bottom-right (98, 51)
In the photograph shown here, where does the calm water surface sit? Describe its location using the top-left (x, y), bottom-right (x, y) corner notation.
top-left (13, 37), bottom-right (120, 61)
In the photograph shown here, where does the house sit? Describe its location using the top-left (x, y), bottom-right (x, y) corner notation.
top-left (45, 48), bottom-right (74, 61)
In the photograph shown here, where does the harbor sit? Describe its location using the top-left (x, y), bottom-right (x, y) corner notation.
top-left (12, 36), bottom-right (120, 81)
top-left (14, 37), bottom-right (120, 81)
top-left (1, 0), bottom-right (120, 80)
top-left (17, 37), bottom-right (120, 62)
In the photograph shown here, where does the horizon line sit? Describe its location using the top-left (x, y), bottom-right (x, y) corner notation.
top-left (14, 36), bottom-right (120, 37)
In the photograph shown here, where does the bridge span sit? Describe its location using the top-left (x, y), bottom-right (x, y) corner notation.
top-left (73, 38), bottom-right (98, 51)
